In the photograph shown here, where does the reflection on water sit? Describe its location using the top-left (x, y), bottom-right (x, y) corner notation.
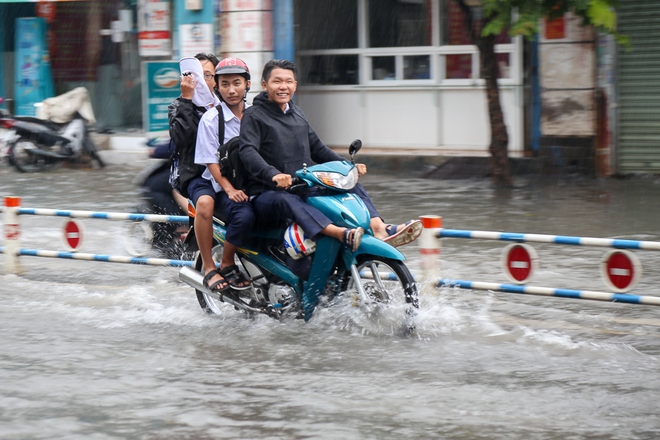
top-left (1, 167), bottom-right (660, 439)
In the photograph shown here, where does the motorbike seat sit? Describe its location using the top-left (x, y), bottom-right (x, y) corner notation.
top-left (12, 120), bottom-right (71, 145)
top-left (13, 116), bottom-right (61, 131)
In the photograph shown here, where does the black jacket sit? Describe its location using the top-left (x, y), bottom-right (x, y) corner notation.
top-left (238, 91), bottom-right (343, 196)
top-left (167, 96), bottom-right (206, 198)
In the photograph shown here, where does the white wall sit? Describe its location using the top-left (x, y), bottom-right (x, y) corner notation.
top-left (296, 85), bottom-right (524, 156)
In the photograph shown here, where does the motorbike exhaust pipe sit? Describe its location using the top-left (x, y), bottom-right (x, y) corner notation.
top-left (179, 266), bottom-right (272, 316)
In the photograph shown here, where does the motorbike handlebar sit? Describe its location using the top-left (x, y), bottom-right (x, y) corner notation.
top-left (286, 176), bottom-right (309, 194)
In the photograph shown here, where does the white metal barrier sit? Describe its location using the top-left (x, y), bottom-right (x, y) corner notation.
top-left (418, 215), bottom-right (660, 307)
top-left (1, 196), bottom-right (192, 274)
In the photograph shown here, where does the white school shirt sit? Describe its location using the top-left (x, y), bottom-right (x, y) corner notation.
top-left (194, 101), bottom-right (249, 193)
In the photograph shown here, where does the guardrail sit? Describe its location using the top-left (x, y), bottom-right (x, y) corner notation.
top-left (2, 196), bottom-right (191, 274)
top-left (4, 198), bottom-right (660, 309)
top-left (417, 215), bottom-right (660, 307)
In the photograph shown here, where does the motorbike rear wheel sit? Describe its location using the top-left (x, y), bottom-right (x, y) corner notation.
top-left (83, 137), bottom-right (106, 168)
top-left (8, 138), bottom-right (57, 172)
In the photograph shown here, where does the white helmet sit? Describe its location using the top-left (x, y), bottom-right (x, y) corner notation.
top-left (284, 223), bottom-right (316, 260)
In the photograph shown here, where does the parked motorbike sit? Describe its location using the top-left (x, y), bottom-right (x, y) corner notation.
top-left (0, 89), bottom-right (105, 172)
top-left (178, 140), bottom-right (419, 331)
top-left (124, 137), bottom-right (189, 259)
top-left (0, 99), bottom-right (11, 163)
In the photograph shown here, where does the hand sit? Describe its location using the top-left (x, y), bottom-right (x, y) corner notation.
top-left (226, 188), bottom-right (248, 203)
top-left (356, 163), bottom-right (367, 176)
top-left (272, 173), bottom-right (292, 189)
top-left (180, 74), bottom-right (195, 100)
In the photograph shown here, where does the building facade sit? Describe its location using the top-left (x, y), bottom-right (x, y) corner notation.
top-left (292, 0), bottom-right (524, 157)
top-left (0, 0), bottom-right (657, 175)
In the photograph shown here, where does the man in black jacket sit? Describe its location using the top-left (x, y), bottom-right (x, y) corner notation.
top-left (239, 59), bottom-right (421, 249)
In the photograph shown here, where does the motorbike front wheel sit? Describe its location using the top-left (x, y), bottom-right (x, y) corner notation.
top-left (8, 139), bottom-right (57, 172)
top-left (347, 256), bottom-right (419, 330)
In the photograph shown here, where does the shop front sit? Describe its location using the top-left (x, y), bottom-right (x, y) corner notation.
top-left (292, 0), bottom-right (524, 155)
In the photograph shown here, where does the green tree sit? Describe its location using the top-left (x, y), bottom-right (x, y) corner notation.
top-left (454, 0), bottom-right (625, 185)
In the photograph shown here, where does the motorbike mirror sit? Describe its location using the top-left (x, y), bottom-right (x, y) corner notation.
top-left (349, 139), bottom-right (362, 158)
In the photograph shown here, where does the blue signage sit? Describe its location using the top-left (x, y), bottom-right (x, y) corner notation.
top-left (14, 17), bottom-right (54, 116)
top-left (142, 61), bottom-right (180, 133)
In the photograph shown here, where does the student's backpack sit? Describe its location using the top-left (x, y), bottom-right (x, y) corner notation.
top-left (216, 108), bottom-right (247, 191)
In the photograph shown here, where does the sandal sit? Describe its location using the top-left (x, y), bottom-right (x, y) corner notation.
top-left (220, 265), bottom-right (252, 291)
top-left (342, 227), bottom-right (364, 252)
top-left (203, 269), bottom-right (229, 292)
top-left (383, 219), bottom-right (423, 248)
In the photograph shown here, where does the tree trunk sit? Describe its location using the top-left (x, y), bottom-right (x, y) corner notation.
top-left (455, 0), bottom-right (513, 185)
top-left (479, 34), bottom-right (512, 186)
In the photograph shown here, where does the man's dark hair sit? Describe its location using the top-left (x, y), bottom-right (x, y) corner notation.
top-left (195, 52), bottom-right (220, 68)
top-left (261, 59), bottom-right (297, 82)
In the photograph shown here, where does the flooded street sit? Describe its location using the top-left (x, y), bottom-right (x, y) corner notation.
top-left (2, 165), bottom-right (660, 439)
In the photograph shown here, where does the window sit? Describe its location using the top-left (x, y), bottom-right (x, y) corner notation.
top-left (404, 55), bottom-right (431, 79)
top-left (299, 55), bottom-right (359, 85)
top-left (295, 0), bottom-right (358, 50)
top-left (369, 0), bottom-right (431, 47)
top-left (294, 0), bottom-right (519, 86)
top-left (445, 54), bottom-right (472, 79)
top-left (372, 56), bottom-right (396, 80)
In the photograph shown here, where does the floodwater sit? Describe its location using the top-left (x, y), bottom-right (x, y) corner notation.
top-left (2, 164), bottom-right (660, 439)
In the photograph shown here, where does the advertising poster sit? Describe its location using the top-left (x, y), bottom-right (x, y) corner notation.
top-left (142, 61), bottom-right (180, 134)
top-left (179, 23), bottom-right (213, 58)
top-left (138, 0), bottom-right (171, 57)
top-left (14, 17), bottom-right (54, 116)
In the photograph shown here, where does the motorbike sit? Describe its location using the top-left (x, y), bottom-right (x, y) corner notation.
top-left (0, 90), bottom-right (105, 172)
top-left (178, 140), bottom-right (419, 331)
top-left (124, 137), bottom-right (189, 259)
top-left (0, 100), bottom-right (11, 163)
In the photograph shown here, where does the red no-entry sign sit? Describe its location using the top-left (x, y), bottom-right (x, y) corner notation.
top-left (501, 243), bottom-right (538, 284)
top-left (600, 250), bottom-right (641, 293)
top-left (62, 219), bottom-right (84, 251)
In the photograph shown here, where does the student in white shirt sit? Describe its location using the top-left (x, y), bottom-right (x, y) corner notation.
top-left (194, 58), bottom-right (253, 292)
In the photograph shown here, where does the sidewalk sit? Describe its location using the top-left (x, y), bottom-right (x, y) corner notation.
top-left (92, 131), bottom-right (152, 167)
top-left (92, 131), bottom-right (542, 178)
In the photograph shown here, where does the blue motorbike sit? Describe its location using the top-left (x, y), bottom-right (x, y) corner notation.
top-left (178, 140), bottom-right (418, 330)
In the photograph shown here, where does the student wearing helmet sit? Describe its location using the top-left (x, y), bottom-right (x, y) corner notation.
top-left (193, 57), bottom-right (254, 292)
top-left (238, 59), bottom-right (422, 251)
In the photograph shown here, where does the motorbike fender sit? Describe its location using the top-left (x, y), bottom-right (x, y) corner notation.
top-left (243, 248), bottom-right (301, 290)
top-left (340, 234), bottom-right (406, 268)
top-left (306, 193), bottom-right (370, 230)
top-left (302, 236), bottom-right (341, 321)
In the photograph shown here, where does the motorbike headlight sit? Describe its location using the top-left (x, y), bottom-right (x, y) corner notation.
top-left (313, 167), bottom-right (358, 190)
